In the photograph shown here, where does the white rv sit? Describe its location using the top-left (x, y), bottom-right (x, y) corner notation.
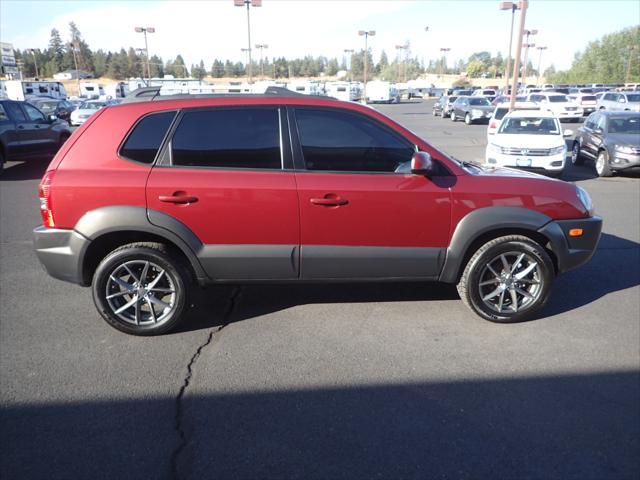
top-left (79, 82), bottom-right (105, 99)
top-left (0, 80), bottom-right (67, 101)
top-left (365, 81), bottom-right (400, 103)
top-left (286, 81), bottom-right (325, 96)
top-left (104, 82), bottom-right (130, 99)
top-left (325, 81), bottom-right (360, 102)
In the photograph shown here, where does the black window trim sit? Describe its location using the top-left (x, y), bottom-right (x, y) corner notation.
top-left (117, 109), bottom-right (179, 166)
top-left (156, 105), bottom-right (292, 172)
top-left (288, 105), bottom-right (418, 175)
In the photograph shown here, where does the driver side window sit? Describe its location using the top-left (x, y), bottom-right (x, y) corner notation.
top-left (23, 104), bottom-right (46, 122)
top-left (294, 108), bottom-right (415, 173)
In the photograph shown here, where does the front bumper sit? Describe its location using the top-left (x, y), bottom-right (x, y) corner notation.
top-left (538, 216), bottom-right (603, 273)
top-left (33, 226), bottom-right (91, 286)
top-left (557, 110), bottom-right (583, 120)
top-left (485, 151), bottom-right (566, 172)
top-left (611, 151), bottom-right (640, 170)
top-left (470, 110), bottom-right (493, 121)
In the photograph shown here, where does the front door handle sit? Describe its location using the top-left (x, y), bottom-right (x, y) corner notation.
top-left (310, 195), bottom-right (348, 207)
top-left (158, 193), bottom-right (198, 204)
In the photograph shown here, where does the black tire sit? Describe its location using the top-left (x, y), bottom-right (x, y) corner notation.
top-left (92, 242), bottom-right (191, 336)
top-left (450, 111), bottom-right (456, 121)
top-left (571, 141), bottom-right (584, 165)
top-left (457, 235), bottom-right (555, 323)
top-left (0, 148), bottom-right (4, 176)
top-left (595, 149), bottom-right (613, 177)
top-left (465, 113), bottom-right (472, 125)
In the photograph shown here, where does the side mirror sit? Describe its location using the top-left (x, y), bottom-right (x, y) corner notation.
top-left (618, 97), bottom-right (626, 103)
top-left (47, 114), bottom-right (57, 122)
top-left (411, 152), bottom-right (434, 176)
top-left (563, 129), bottom-right (573, 137)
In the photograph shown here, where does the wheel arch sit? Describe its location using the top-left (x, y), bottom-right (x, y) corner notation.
top-left (74, 206), bottom-right (208, 286)
top-left (439, 207), bottom-right (558, 283)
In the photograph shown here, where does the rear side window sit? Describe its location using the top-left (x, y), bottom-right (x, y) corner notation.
top-left (494, 108), bottom-right (508, 120)
top-left (0, 104), bottom-right (8, 122)
top-left (4, 103), bottom-right (26, 121)
top-left (295, 108), bottom-right (414, 173)
top-left (120, 111), bottom-right (176, 164)
top-left (171, 108), bottom-right (281, 169)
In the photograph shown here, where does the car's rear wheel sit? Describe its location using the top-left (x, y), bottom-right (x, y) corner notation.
top-left (595, 150), bottom-right (613, 177)
top-left (571, 141), bottom-right (584, 165)
top-left (457, 235), bottom-right (555, 323)
top-left (92, 242), bottom-right (190, 335)
top-left (0, 149), bottom-right (4, 176)
top-left (450, 111), bottom-right (456, 121)
top-left (465, 113), bottom-right (472, 125)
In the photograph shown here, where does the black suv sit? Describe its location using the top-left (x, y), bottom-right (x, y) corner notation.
top-left (0, 100), bottom-right (72, 174)
top-left (571, 111), bottom-right (640, 177)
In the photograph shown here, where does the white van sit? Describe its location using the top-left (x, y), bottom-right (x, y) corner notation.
top-left (366, 81), bottom-right (400, 103)
top-left (325, 81), bottom-right (358, 102)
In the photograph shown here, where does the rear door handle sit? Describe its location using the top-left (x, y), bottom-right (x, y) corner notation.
top-left (310, 196), bottom-right (348, 207)
top-left (158, 193), bottom-right (198, 204)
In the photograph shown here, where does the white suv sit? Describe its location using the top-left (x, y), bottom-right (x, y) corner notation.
top-left (485, 110), bottom-right (573, 177)
top-left (597, 92), bottom-right (640, 112)
top-left (527, 92), bottom-right (583, 122)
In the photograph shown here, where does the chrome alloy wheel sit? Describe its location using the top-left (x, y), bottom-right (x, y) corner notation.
top-left (478, 251), bottom-right (543, 314)
top-left (105, 260), bottom-right (176, 326)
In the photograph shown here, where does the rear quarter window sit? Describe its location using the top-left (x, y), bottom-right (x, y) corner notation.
top-left (119, 110), bottom-right (177, 164)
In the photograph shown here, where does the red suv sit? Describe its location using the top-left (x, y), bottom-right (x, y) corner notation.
top-left (33, 92), bottom-right (602, 335)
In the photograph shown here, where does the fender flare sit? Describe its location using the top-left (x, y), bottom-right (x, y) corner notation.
top-left (74, 206), bottom-right (208, 281)
top-left (439, 206), bottom-right (553, 283)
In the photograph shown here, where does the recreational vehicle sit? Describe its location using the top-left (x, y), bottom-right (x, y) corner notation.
top-left (365, 81), bottom-right (400, 103)
top-left (0, 80), bottom-right (67, 101)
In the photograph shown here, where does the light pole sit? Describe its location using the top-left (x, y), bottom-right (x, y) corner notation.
top-left (241, 48), bottom-right (250, 79)
top-left (234, 0), bottom-right (262, 84)
top-left (499, 2), bottom-right (520, 90)
top-left (395, 44), bottom-right (408, 83)
top-left (536, 46), bottom-right (547, 85)
top-left (344, 49), bottom-right (354, 80)
top-left (255, 44), bottom-right (268, 78)
top-left (520, 28), bottom-right (537, 86)
top-left (509, 0), bottom-right (528, 111)
top-left (626, 45), bottom-right (638, 84)
top-left (66, 42), bottom-right (80, 96)
top-left (439, 47), bottom-right (450, 78)
top-left (134, 27), bottom-right (155, 84)
top-left (28, 49), bottom-right (39, 78)
top-left (358, 30), bottom-right (375, 103)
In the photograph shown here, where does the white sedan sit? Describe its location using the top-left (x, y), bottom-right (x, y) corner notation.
top-left (485, 110), bottom-right (573, 177)
top-left (69, 100), bottom-right (106, 126)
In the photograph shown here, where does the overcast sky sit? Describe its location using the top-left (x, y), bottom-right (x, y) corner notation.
top-left (1, 0), bottom-right (638, 71)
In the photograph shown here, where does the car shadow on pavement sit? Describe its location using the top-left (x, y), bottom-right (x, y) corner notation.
top-left (2, 371), bottom-right (638, 479)
top-left (0, 158), bottom-right (51, 181)
top-left (180, 233), bottom-right (639, 332)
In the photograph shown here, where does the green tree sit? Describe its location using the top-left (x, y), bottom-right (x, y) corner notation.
top-left (376, 50), bottom-right (389, 75)
top-left (466, 59), bottom-right (485, 78)
top-left (211, 59), bottom-right (225, 78)
top-left (149, 55), bottom-right (164, 78)
top-left (46, 28), bottom-right (65, 75)
top-left (325, 58), bottom-right (339, 76)
top-left (93, 49), bottom-right (108, 78)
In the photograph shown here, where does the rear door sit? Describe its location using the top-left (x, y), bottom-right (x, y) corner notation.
top-left (290, 106), bottom-right (451, 280)
top-left (146, 106), bottom-right (300, 280)
top-left (0, 103), bottom-right (22, 159)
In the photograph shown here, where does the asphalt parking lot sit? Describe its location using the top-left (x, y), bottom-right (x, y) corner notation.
top-left (1, 99), bottom-right (639, 480)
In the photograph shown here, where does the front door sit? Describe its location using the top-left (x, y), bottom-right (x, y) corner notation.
top-left (20, 103), bottom-right (57, 155)
top-left (290, 107), bottom-right (451, 279)
top-left (146, 106), bottom-right (300, 280)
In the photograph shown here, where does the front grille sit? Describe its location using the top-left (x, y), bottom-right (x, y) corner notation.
top-left (565, 107), bottom-right (578, 111)
top-left (500, 147), bottom-right (552, 156)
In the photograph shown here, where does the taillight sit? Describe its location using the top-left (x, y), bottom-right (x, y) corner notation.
top-left (489, 121), bottom-right (497, 129)
top-left (38, 171), bottom-right (55, 228)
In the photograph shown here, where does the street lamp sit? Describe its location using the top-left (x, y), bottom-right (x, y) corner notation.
top-left (241, 47), bottom-right (251, 78)
top-left (395, 44), bottom-right (408, 83)
top-left (255, 44), bottom-right (268, 78)
top-left (66, 42), bottom-right (80, 96)
top-left (536, 46), bottom-right (547, 85)
top-left (358, 30), bottom-right (375, 103)
top-left (134, 27), bottom-right (155, 84)
top-left (499, 1), bottom-right (520, 89)
top-left (521, 28), bottom-right (537, 86)
top-left (509, 0), bottom-right (529, 111)
top-left (344, 48), bottom-right (354, 80)
top-left (28, 49), bottom-right (39, 78)
top-left (439, 47), bottom-right (450, 78)
top-left (234, 0), bottom-right (262, 84)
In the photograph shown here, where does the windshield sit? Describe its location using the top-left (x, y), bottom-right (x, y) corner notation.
top-left (80, 102), bottom-right (103, 110)
top-left (37, 102), bottom-right (57, 112)
top-left (469, 98), bottom-right (491, 106)
top-left (548, 96), bottom-right (568, 103)
top-left (582, 96), bottom-right (597, 101)
top-left (607, 116), bottom-right (640, 133)
top-left (626, 94), bottom-right (640, 102)
top-left (498, 117), bottom-right (560, 135)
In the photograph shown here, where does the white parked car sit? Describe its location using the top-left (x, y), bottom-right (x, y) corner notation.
top-left (526, 92), bottom-right (583, 122)
top-left (69, 100), bottom-right (106, 126)
top-left (472, 89), bottom-right (497, 98)
top-left (597, 92), bottom-right (640, 112)
top-left (487, 102), bottom-right (539, 138)
top-left (568, 93), bottom-right (598, 116)
top-left (485, 110), bottom-right (572, 177)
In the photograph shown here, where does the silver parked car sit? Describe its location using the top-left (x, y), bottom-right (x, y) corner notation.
top-left (597, 92), bottom-right (640, 112)
top-left (450, 96), bottom-right (494, 125)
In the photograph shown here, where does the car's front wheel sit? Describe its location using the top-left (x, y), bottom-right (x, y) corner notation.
top-left (92, 242), bottom-right (190, 335)
top-left (457, 235), bottom-right (555, 323)
top-left (571, 141), bottom-right (584, 165)
top-left (595, 150), bottom-right (613, 177)
top-left (450, 111), bottom-right (456, 121)
top-left (465, 113), bottom-right (472, 125)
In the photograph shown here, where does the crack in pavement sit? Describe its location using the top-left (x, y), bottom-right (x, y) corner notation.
top-left (169, 286), bottom-right (242, 480)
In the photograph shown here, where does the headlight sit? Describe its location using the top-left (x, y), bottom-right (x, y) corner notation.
top-left (488, 143), bottom-right (502, 153)
top-left (576, 186), bottom-right (594, 216)
top-left (472, 109), bottom-right (483, 116)
top-left (615, 145), bottom-right (635, 154)
top-left (549, 145), bottom-right (566, 155)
